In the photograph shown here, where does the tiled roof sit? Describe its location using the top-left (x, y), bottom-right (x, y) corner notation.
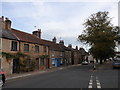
top-left (11, 29), bottom-right (65, 51)
top-left (0, 29), bottom-right (18, 40)
top-left (1, 28), bottom-right (81, 52)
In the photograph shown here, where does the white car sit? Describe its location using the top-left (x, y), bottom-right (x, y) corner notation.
top-left (82, 61), bottom-right (88, 65)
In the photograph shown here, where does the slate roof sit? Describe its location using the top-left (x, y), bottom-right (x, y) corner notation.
top-left (1, 28), bottom-right (81, 52)
top-left (11, 29), bottom-right (64, 51)
top-left (0, 29), bottom-right (18, 40)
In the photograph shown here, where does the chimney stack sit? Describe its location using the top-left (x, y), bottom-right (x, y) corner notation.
top-left (52, 37), bottom-right (56, 43)
top-left (32, 29), bottom-right (41, 39)
top-left (0, 16), bottom-right (5, 29)
top-left (68, 44), bottom-right (72, 48)
top-left (76, 46), bottom-right (78, 50)
top-left (59, 40), bottom-right (64, 45)
top-left (5, 17), bottom-right (12, 30)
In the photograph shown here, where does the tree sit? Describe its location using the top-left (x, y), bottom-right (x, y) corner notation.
top-left (78, 11), bottom-right (119, 64)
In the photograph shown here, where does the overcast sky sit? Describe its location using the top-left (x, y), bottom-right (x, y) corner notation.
top-left (0, 0), bottom-right (119, 51)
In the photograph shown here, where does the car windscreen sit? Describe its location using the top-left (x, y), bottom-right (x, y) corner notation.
top-left (115, 57), bottom-right (120, 60)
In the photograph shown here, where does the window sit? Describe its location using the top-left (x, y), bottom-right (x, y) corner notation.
top-left (35, 45), bottom-right (39, 53)
top-left (40, 58), bottom-right (44, 65)
top-left (60, 59), bottom-right (63, 64)
top-left (52, 58), bottom-right (55, 64)
top-left (11, 41), bottom-right (17, 51)
top-left (24, 44), bottom-right (29, 52)
top-left (60, 52), bottom-right (63, 57)
top-left (43, 46), bottom-right (47, 53)
top-left (52, 51), bottom-right (55, 56)
top-left (118, 41), bottom-right (120, 44)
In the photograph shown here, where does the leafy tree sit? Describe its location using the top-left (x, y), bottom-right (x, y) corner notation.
top-left (78, 11), bottom-right (119, 64)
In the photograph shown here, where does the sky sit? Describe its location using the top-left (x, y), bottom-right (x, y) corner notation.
top-left (0, 0), bottom-right (119, 51)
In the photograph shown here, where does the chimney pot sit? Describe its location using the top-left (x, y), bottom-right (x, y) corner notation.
top-left (59, 40), bottom-right (64, 45)
top-left (52, 37), bottom-right (56, 43)
top-left (5, 17), bottom-right (11, 30)
top-left (76, 46), bottom-right (78, 50)
top-left (32, 29), bottom-right (41, 39)
top-left (0, 16), bottom-right (4, 21)
top-left (68, 44), bottom-right (72, 48)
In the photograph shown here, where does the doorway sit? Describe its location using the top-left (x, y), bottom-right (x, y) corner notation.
top-left (12, 59), bottom-right (20, 73)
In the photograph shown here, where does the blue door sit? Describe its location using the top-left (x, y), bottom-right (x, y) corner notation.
top-left (55, 58), bottom-right (60, 67)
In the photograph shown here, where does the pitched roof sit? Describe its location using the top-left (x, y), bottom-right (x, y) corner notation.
top-left (11, 28), bottom-right (50, 46)
top-left (11, 28), bottom-right (65, 51)
top-left (0, 29), bottom-right (18, 40)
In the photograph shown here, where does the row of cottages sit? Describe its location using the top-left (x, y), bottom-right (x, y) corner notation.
top-left (0, 16), bottom-right (86, 75)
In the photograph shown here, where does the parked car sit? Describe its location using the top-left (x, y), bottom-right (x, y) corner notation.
top-left (112, 56), bottom-right (120, 68)
top-left (82, 61), bottom-right (88, 65)
top-left (0, 69), bottom-right (5, 85)
top-left (0, 73), bottom-right (3, 89)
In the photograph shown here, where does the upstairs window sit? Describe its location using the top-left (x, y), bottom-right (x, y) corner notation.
top-left (35, 45), bottom-right (39, 53)
top-left (24, 44), bottom-right (29, 52)
top-left (43, 46), bottom-right (47, 54)
top-left (60, 52), bottom-right (63, 57)
top-left (52, 51), bottom-right (55, 56)
top-left (11, 41), bottom-right (17, 51)
top-left (40, 58), bottom-right (44, 65)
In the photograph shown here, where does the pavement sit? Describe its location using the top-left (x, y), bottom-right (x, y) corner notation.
top-left (6, 64), bottom-right (81, 81)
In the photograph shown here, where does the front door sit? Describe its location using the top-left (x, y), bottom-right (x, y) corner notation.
top-left (36, 58), bottom-right (39, 70)
top-left (46, 58), bottom-right (50, 68)
top-left (13, 59), bottom-right (20, 73)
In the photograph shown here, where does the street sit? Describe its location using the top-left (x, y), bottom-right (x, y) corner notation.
top-left (3, 61), bottom-right (119, 89)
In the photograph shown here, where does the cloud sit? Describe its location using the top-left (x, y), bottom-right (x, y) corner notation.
top-left (1, 1), bottom-right (118, 50)
top-left (2, 0), bottom-right (120, 2)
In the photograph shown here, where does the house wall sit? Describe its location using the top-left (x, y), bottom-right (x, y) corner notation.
top-left (78, 51), bottom-right (82, 64)
top-left (65, 51), bottom-right (72, 65)
top-left (1, 38), bottom-right (19, 75)
top-left (19, 42), bottom-right (49, 70)
top-left (49, 50), bottom-right (64, 68)
top-left (2, 38), bottom-right (19, 53)
top-left (74, 51), bottom-right (78, 64)
top-left (1, 38), bottom-right (49, 75)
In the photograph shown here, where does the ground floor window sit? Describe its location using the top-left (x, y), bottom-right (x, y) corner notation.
top-left (52, 58), bottom-right (55, 65)
top-left (60, 59), bottom-right (63, 64)
top-left (40, 58), bottom-right (44, 65)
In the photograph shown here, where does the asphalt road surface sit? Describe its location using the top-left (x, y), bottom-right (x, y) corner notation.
top-left (3, 62), bottom-right (120, 89)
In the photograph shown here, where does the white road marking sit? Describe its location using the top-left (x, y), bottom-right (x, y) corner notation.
top-left (88, 75), bottom-right (102, 89)
top-left (88, 85), bottom-right (92, 88)
top-left (96, 77), bottom-right (101, 89)
top-left (97, 85), bottom-right (101, 88)
top-left (88, 75), bottom-right (93, 88)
